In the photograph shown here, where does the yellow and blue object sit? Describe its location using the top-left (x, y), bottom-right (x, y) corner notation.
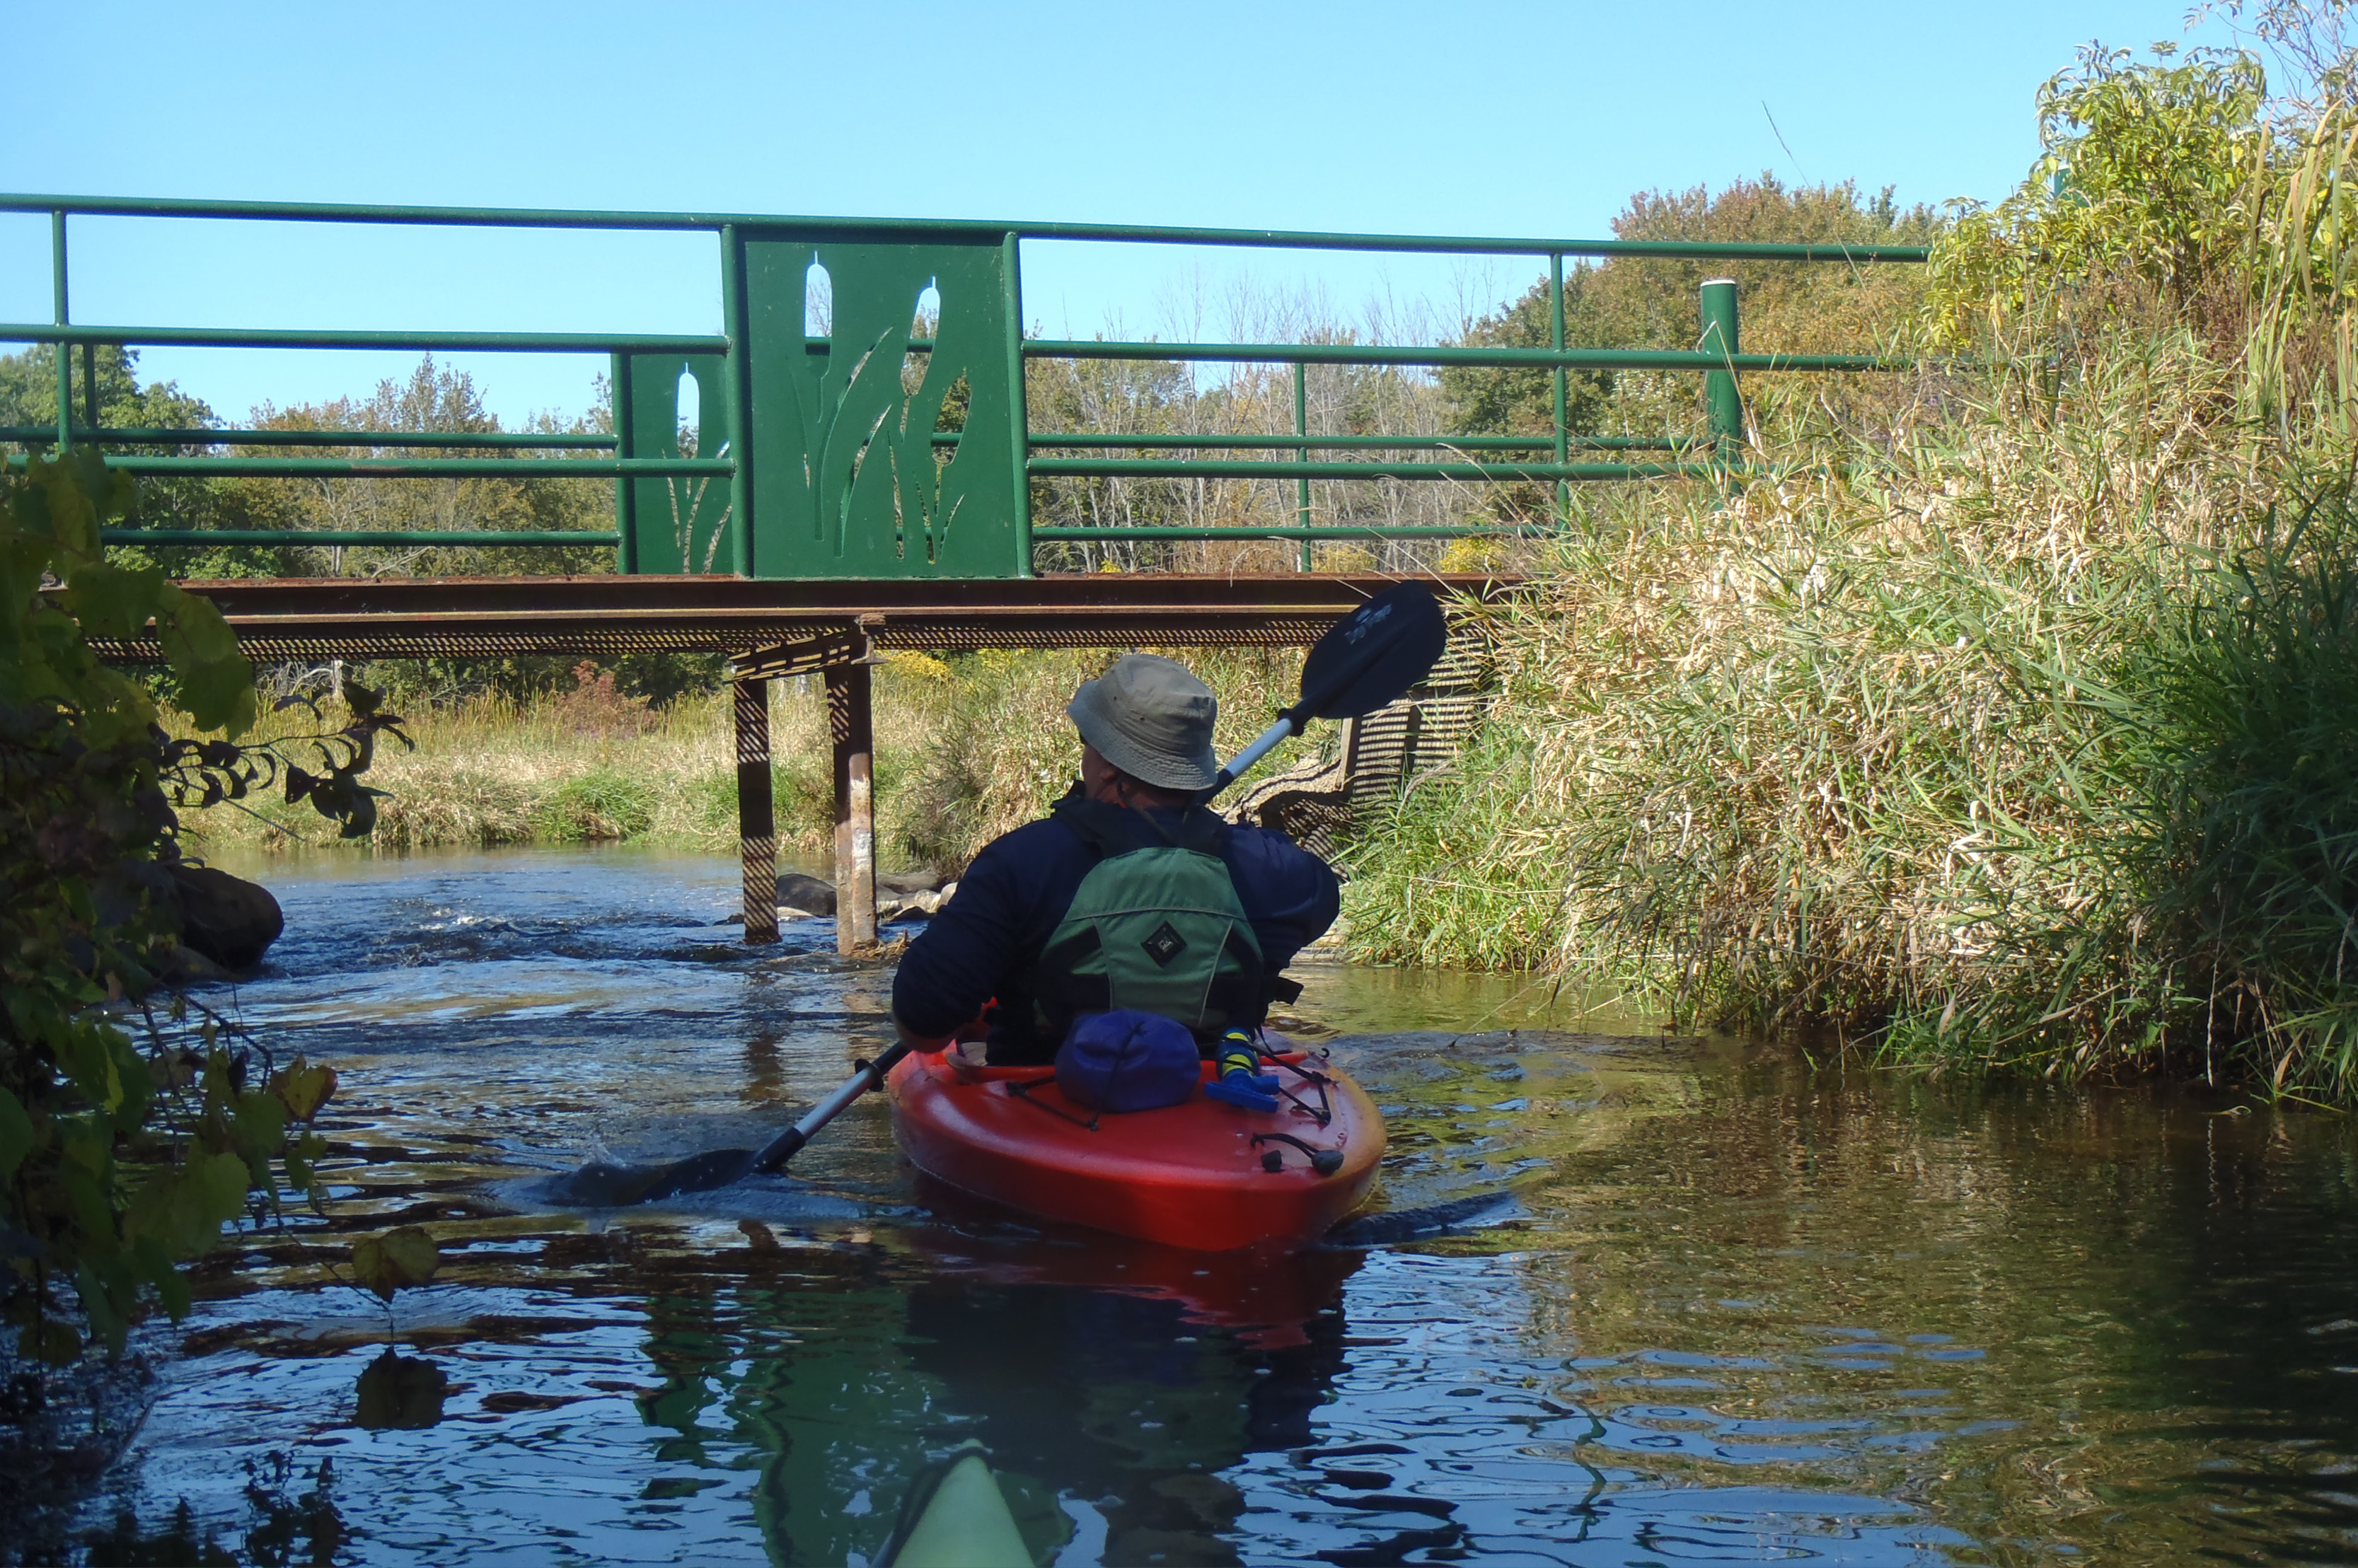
top-left (1205, 1030), bottom-right (1281, 1113)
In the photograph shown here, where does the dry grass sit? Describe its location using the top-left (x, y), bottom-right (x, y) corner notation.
top-left (172, 686), bottom-right (746, 856)
top-left (176, 647), bottom-right (1317, 876)
top-left (1344, 325), bottom-right (2358, 1097)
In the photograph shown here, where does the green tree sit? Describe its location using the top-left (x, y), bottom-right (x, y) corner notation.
top-left (233, 356), bottom-right (614, 579)
top-left (0, 343), bottom-right (221, 455)
top-left (1926, 45), bottom-right (2279, 349)
top-left (1926, 34), bottom-right (2358, 436)
top-left (0, 344), bottom-right (308, 582)
top-left (1445, 175), bottom-right (1939, 501)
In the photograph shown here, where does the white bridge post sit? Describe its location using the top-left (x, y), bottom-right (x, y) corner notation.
top-left (827, 661), bottom-right (877, 953)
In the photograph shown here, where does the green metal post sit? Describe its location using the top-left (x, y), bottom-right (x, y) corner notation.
top-left (612, 352), bottom-right (638, 574)
top-left (1002, 231), bottom-right (1032, 577)
top-left (1700, 277), bottom-right (1741, 458)
top-left (50, 211), bottom-right (70, 450)
top-left (1293, 360), bottom-right (1311, 570)
top-left (719, 224), bottom-right (754, 576)
top-left (1550, 253), bottom-right (1568, 521)
top-left (81, 343), bottom-right (99, 431)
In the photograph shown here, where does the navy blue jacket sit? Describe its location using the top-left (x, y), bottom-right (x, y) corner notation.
top-left (891, 803), bottom-right (1339, 1056)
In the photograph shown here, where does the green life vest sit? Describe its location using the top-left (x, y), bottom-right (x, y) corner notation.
top-left (1028, 799), bottom-right (1266, 1047)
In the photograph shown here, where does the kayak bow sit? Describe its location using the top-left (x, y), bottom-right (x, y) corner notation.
top-left (877, 1441), bottom-right (1029, 1568)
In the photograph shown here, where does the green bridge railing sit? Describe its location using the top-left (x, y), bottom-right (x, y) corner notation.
top-left (0, 195), bottom-right (1926, 579)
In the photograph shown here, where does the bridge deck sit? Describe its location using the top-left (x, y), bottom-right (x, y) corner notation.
top-left (98, 572), bottom-right (1518, 663)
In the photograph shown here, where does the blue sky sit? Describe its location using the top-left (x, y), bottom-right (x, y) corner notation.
top-left (4, 0), bottom-right (2234, 426)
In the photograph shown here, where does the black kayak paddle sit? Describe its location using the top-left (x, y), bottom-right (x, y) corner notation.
top-left (544, 580), bottom-right (1451, 1208)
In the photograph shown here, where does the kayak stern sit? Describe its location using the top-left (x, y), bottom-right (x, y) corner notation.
top-left (887, 1051), bottom-right (1382, 1252)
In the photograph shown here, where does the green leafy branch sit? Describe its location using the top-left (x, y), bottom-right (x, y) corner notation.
top-left (1, 452), bottom-right (365, 1365)
top-left (159, 683), bottom-right (412, 840)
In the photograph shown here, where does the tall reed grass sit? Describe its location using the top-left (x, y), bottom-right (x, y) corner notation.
top-left (2109, 496), bottom-right (2358, 1096)
top-left (1346, 328), bottom-right (2358, 1100)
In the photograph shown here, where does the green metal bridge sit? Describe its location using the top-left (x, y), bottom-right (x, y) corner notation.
top-left (2, 194), bottom-right (1925, 577)
top-left (4, 194), bottom-right (1925, 951)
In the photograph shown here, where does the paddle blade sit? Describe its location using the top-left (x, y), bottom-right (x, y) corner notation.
top-left (1298, 581), bottom-right (1449, 720)
top-left (542, 1146), bottom-right (758, 1207)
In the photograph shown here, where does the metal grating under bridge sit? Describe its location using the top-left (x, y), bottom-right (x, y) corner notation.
top-left (84, 572), bottom-right (1518, 663)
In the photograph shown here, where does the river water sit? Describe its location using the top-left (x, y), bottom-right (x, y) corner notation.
top-left (54, 848), bottom-right (2358, 1566)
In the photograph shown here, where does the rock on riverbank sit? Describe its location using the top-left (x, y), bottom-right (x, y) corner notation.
top-left (162, 863), bottom-right (284, 971)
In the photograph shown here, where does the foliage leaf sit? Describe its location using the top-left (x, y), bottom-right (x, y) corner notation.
top-left (231, 1090), bottom-right (289, 1169)
top-left (57, 561), bottom-right (166, 642)
top-left (188, 1150), bottom-right (253, 1230)
top-left (35, 1320), bottom-right (83, 1366)
top-left (2, 436), bottom-right (415, 1359)
top-left (351, 1226), bottom-right (439, 1303)
top-left (268, 1057), bottom-right (337, 1122)
top-left (0, 1086), bottom-right (33, 1178)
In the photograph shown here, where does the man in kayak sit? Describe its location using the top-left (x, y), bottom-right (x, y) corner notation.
top-left (891, 654), bottom-right (1339, 1065)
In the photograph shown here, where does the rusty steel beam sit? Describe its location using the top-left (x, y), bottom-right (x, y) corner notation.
top-left (78, 573), bottom-right (1520, 663)
top-left (729, 626), bottom-right (877, 683)
top-left (734, 677), bottom-right (780, 946)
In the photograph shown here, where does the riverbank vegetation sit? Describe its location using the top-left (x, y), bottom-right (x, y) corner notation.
top-left (1351, 16), bottom-right (2358, 1101)
top-left (175, 646), bottom-right (1310, 871)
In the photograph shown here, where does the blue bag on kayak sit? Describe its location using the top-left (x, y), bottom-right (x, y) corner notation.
top-left (1056, 1009), bottom-right (1199, 1113)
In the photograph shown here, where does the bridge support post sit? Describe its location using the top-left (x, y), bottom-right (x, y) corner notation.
top-left (734, 675), bottom-right (779, 944)
top-left (827, 660), bottom-right (877, 953)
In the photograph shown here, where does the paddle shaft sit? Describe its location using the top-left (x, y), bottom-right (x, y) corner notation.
top-left (749, 1040), bottom-right (913, 1172)
top-left (1208, 704), bottom-right (1308, 796)
top-left (1205, 627), bottom-right (1396, 794)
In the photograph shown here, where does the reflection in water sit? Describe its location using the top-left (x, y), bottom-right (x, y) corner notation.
top-left (354, 1349), bottom-right (448, 1431)
top-left (652, 1240), bottom-right (1367, 1565)
top-left (42, 849), bottom-right (2358, 1566)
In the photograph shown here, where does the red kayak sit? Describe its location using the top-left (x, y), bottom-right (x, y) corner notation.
top-left (886, 1048), bottom-right (1383, 1252)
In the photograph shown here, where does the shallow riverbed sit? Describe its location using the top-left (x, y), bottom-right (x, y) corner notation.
top-left (48, 848), bottom-right (2358, 1565)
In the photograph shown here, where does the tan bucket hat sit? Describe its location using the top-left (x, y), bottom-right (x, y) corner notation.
top-left (1067, 654), bottom-right (1220, 791)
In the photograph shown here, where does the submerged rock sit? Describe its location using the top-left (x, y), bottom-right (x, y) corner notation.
top-left (883, 882), bottom-right (956, 922)
top-left (775, 868), bottom-right (957, 924)
top-left (775, 871), bottom-right (837, 917)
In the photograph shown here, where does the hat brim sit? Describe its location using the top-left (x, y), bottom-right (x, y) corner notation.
top-left (1068, 679), bottom-right (1220, 791)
